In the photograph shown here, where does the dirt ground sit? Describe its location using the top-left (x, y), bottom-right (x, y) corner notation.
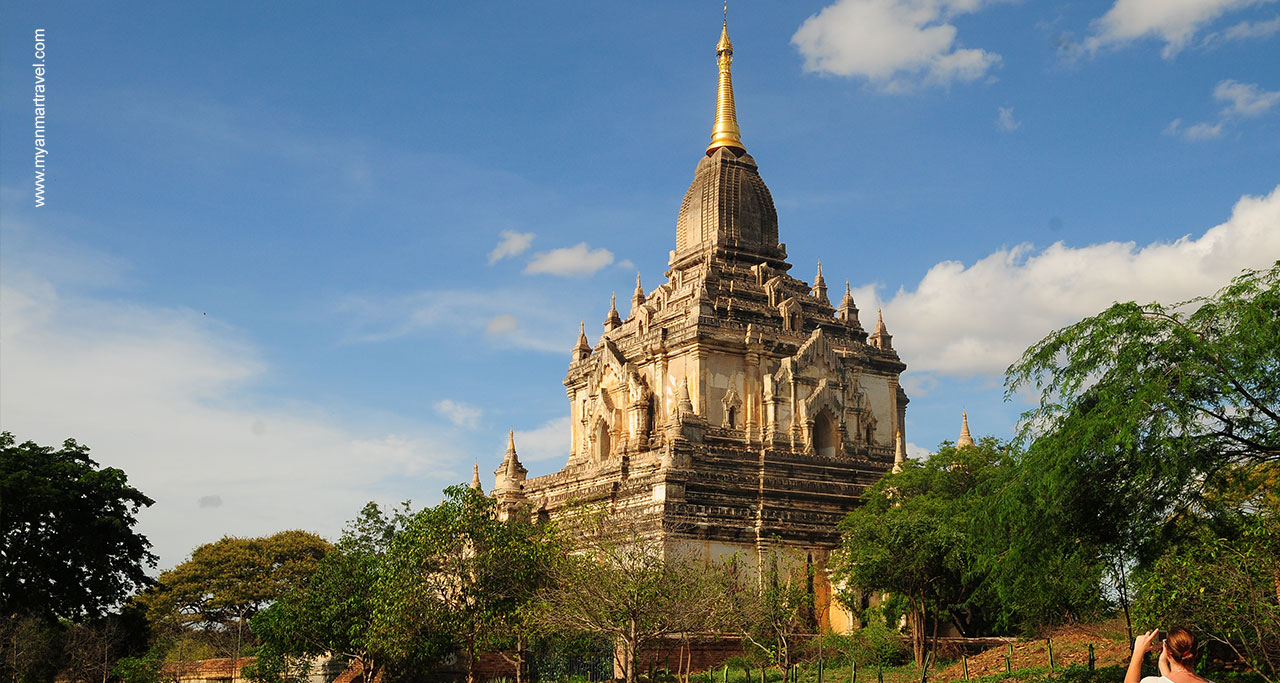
top-left (937, 621), bottom-right (1132, 681)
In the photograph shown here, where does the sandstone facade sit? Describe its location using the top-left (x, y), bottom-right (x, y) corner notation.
top-left (488, 20), bottom-right (908, 633)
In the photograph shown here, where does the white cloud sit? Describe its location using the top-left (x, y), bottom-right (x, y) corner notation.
top-left (0, 254), bottom-right (465, 571)
top-left (488, 230), bottom-right (535, 264)
top-left (524, 243), bottom-right (616, 277)
top-left (792, 0), bottom-right (1001, 91)
top-left (861, 185), bottom-right (1280, 378)
top-left (434, 399), bottom-right (482, 429)
top-left (1164, 118), bottom-right (1224, 140)
top-left (997, 106), bottom-right (1021, 131)
top-left (1164, 79), bottom-right (1278, 141)
top-left (906, 442), bottom-right (933, 459)
top-left (485, 314), bottom-right (519, 335)
top-left (512, 416), bottom-right (572, 463)
top-left (1220, 14), bottom-right (1280, 40)
top-left (1214, 79), bottom-right (1280, 117)
top-left (337, 289), bottom-right (572, 353)
top-left (1086, 0), bottom-right (1276, 58)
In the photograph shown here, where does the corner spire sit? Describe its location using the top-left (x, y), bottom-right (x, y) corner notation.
top-left (630, 273), bottom-right (646, 316)
top-left (495, 429), bottom-right (528, 485)
top-left (604, 293), bottom-right (622, 331)
top-left (869, 308), bottom-right (894, 351)
top-left (470, 463), bottom-right (482, 491)
top-left (706, 18), bottom-right (745, 155)
top-left (812, 260), bottom-right (828, 304)
top-left (573, 321), bottom-right (592, 361)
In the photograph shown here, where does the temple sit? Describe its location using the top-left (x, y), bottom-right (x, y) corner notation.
top-left (488, 18), bottom-right (908, 632)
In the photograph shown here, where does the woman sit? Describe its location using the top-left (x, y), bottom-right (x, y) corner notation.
top-left (1125, 628), bottom-right (1211, 683)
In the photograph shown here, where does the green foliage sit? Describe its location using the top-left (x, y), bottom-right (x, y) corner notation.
top-left (112, 650), bottom-right (164, 683)
top-left (376, 486), bottom-right (557, 682)
top-left (803, 627), bottom-right (909, 668)
top-left (250, 501), bottom-right (412, 683)
top-left (532, 510), bottom-right (726, 683)
top-left (1004, 262), bottom-right (1279, 562)
top-left (139, 529), bottom-right (332, 636)
top-left (832, 438), bottom-right (1013, 662)
top-left (1132, 513), bottom-right (1280, 682)
top-left (988, 263), bottom-right (1280, 636)
top-left (1, 432), bottom-right (155, 621)
top-left (724, 548), bottom-right (817, 672)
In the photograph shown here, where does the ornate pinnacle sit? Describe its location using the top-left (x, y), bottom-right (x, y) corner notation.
top-left (631, 273), bottom-right (646, 315)
top-left (495, 429), bottom-right (527, 485)
top-left (604, 293), bottom-right (622, 331)
top-left (958, 411), bottom-right (975, 449)
top-left (812, 260), bottom-right (828, 303)
top-left (870, 308), bottom-right (894, 350)
top-left (706, 19), bottom-right (745, 155)
top-left (470, 463), bottom-right (482, 490)
top-left (573, 321), bottom-right (592, 360)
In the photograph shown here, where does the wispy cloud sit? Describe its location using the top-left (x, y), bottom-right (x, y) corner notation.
top-left (856, 184), bottom-right (1280, 378)
top-left (1165, 79), bottom-right (1278, 141)
top-left (488, 230), bottom-right (535, 264)
top-left (792, 0), bottom-right (1001, 92)
top-left (524, 243), bottom-right (616, 277)
top-left (434, 399), bottom-right (482, 429)
top-left (1164, 118), bottom-right (1224, 140)
top-left (1214, 79), bottom-right (1280, 117)
top-left (336, 288), bottom-right (574, 353)
top-left (997, 106), bottom-right (1021, 131)
top-left (0, 229), bottom-right (466, 571)
top-left (1085, 0), bottom-right (1276, 58)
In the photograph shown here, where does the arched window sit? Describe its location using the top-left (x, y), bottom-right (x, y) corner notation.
top-left (727, 406), bottom-right (737, 429)
top-left (595, 421), bottom-right (612, 461)
top-left (814, 410), bottom-right (840, 458)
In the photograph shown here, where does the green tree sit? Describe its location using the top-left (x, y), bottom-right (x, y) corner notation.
top-left (1005, 262), bottom-right (1278, 558)
top-left (1132, 513), bottom-right (1280, 683)
top-left (249, 502), bottom-right (413, 683)
top-left (138, 530), bottom-right (331, 669)
top-left (1, 432), bottom-right (156, 621)
top-left (724, 547), bottom-right (816, 675)
top-left (999, 262), bottom-right (1279, 636)
top-left (376, 486), bottom-right (560, 683)
top-left (832, 438), bottom-right (1012, 665)
top-left (531, 513), bottom-right (726, 683)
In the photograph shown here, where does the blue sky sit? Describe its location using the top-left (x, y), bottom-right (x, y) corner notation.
top-left (3, 1), bottom-right (1278, 572)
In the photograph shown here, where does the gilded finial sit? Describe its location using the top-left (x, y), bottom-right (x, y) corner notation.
top-left (707, 14), bottom-right (745, 155)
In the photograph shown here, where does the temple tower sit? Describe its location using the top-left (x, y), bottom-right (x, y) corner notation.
top-left (490, 18), bottom-right (908, 633)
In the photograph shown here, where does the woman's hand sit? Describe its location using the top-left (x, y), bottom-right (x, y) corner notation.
top-left (1126, 630), bottom-right (1159, 683)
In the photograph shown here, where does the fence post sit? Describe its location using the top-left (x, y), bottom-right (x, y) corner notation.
top-left (1007, 643), bottom-right (1014, 672)
top-left (819, 660), bottom-right (824, 683)
top-left (1047, 638), bottom-right (1055, 672)
top-left (919, 650), bottom-right (933, 683)
top-left (961, 654), bottom-right (968, 681)
top-left (1088, 644), bottom-right (1095, 672)
top-left (876, 664), bottom-right (882, 683)
top-left (851, 660), bottom-right (857, 683)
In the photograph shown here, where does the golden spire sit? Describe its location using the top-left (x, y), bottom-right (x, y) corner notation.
top-left (958, 411), bottom-right (975, 449)
top-left (706, 15), bottom-right (745, 155)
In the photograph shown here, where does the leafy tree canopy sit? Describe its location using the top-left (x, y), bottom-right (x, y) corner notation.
top-left (138, 529), bottom-right (331, 633)
top-left (832, 438), bottom-right (1013, 663)
top-left (249, 501), bottom-right (413, 683)
top-left (1, 432), bottom-right (155, 621)
top-left (1004, 262), bottom-right (1279, 560)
